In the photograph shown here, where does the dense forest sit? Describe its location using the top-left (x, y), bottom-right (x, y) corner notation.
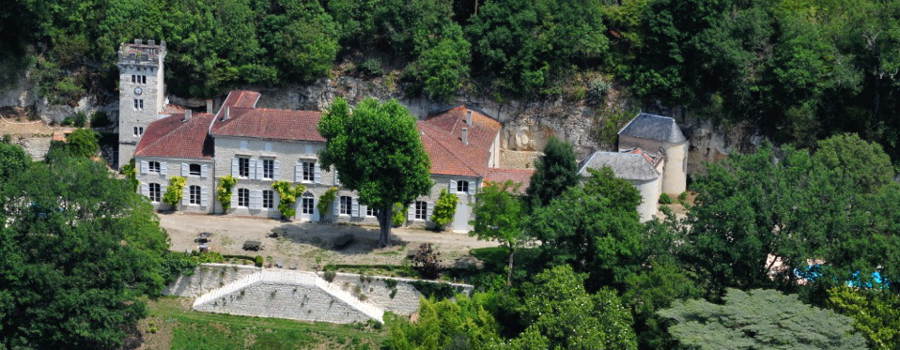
top-left (1, 0), bottom-right (899, 160)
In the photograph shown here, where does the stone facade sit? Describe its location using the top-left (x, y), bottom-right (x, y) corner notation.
top-left (135, 156), bottom-right (215, 213)
top-left (117, 39), bottom-right (166, 168)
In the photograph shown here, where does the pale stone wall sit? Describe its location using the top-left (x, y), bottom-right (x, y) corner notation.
top-left (328, 272), bottom-right (474, 315)
top-left (164, 263), bottom-right (261, 297)
top-left (117, 48), bottom-right (166, 167)
top-left (193, 281), bottom-right (374, 324)
top-left (135, 156), bottom-right (216, 213)
top-left (632, 177), bottom-right (661, 222)
top-left (662, 142), bottom-right (687, 194)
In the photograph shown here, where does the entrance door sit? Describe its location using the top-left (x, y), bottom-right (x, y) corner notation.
top-left (298, 193), bottom-right (316, 222)
top-left (451, 200), bottom-right (472, 232)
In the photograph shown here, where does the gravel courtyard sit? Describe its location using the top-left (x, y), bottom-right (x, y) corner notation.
top-left (159, 213), bottom-right (497, 270)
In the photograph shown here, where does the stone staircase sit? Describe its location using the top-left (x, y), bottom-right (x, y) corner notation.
top-left (191, 269), bottom-right (385, 324)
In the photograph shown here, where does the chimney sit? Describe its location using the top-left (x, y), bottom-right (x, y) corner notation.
top-left (206, 99), bottom-right (213, 113)
top-left (148, 39), bottom-right (155, 45)
top-left (134, 39), bottom-right (142, 45)
top-left (466, 110), bottom-right (473, 126)
top-left (183, 109), bottom-right (192, 122)
top-left (461, 127), bottom-right (469, 145)
top-left (223, 106), bottom-right (231, 120)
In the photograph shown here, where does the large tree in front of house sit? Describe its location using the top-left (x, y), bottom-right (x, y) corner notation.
top-left (526, 137), bottom-right (579, 209)
top-left (318, 97), bottom-right (432, 246)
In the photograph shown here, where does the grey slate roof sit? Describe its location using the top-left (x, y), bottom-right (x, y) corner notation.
top-left (618, 113), bottom-right (687, 144)
top-left (578, 151), bottom-right (660, 181)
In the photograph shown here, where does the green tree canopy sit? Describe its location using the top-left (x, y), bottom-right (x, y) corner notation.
top-left (827, 287), bottom-right (900, 350)
top-left (384, 293), bottom-right (502, 350)
top-left (0, 142), bottom-right (30, 181)
top-left (471, 180), bottom-right (527, 286)
top-left (0, 156), bottom-right (170, 349)
top-left (659, 288), bottom-right (868, 350)
top-left (529, 167), bottom-right (644, 290)
top-left (525, 137), bottom-right (579, 208)
top-left (317, 97), bottom-right (432, 246)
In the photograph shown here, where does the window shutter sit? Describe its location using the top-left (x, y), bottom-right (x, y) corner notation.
top-left (426, 202), bottom-right (433, 221)
top-left (449, 180), bottom-right (457, 194)
top-left (314, 162), bottom-right (321, 184)
top-left (273, 191), bottom-right (280, 210)
top-left (333, 168), bottom-right (340, 186)
top-left (160, 184), bottom-right (167, 198)
top-left (312, 200), bottom-right (320, 221)
top-left (230, 189), bottom-right (238, 208)
top-left (273, 160), bottom-right (280, 180)
top-left (256, 159), bottom-right (263, 180)
top-left (181, 163), bottom-right (188, 176)
top-left (201, 186), bottom-right (209, 206)
top-left (295, 163), bottom-right (302, 182)
top-left (360, 204), bottom-right (368, 217)
top-left (141, 183), bottom-right (149, 196)
top-left (407, 203), bottom-right (415, 221)
top-left (160, 162), bottom-right (168, 176)
top-left (140, 160), bottom-right (148, 175)
top-left (249, 159), bottom-right (258, 179)
top-left (332, 198), bottom-right (339, 216)
top-left (351, 198), bottom-right (359, 217)
top-left (468, 181), bottom-right (476, 195)
top-left (182, 186), bottom-right (189, 206)
top-left (231, 158), bottom-right (238, 176)
top-left (201, 164), bottom-right (209, 178)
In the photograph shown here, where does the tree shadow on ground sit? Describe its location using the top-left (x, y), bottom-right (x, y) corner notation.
top-left (272, 222), bottom-right (407, 256)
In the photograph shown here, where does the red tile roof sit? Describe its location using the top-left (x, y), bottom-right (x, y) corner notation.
top-left (485, 168), bottom-right (534, 192)
top-left (418, 106), bottom-right (501, 177)
top-left (216, 90), bottom-right (261, 118)
top-left (162, 104), bottom-right (187, 114)
top-left (211, 107), bottom-right (324, 142)
top-left (135, 113), bottom-right (215, 159)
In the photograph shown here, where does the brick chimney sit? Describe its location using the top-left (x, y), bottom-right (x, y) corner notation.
top-left (461, 127), bottom-right (469, 145)
top-left (183, 109), bottom-right (192, 122)
top-left (223, 106), bottom-right (231, 120)
top-left (206, 99), bottom-right (213, 113)
top-left (466, 110), bottom-right (473, 126)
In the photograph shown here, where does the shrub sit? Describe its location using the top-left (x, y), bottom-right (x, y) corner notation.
top-left (317, 187), bottom-right (338, 220)
top-left (357, 58), bottom-right (383, 77)
top-left (411, 243), bottom-right (441, 279)
top-left (217, 175), bottom-right (237, 211)
top-left (587, 77), bottom-right (612, 105)
top-left (392, 203), bottom-right (407, 227)
top-left (323, 270), bottom-right (336, 282)
top-left (678, 191), bottom-right (688, 202)
top-left (63, 128), bottom-right (99, 158)
top-left (431, 189), bottom-right (458, 231)
top-left (163, 176), bottom-right (186, 208)
top-left (658, 193), bottom-right (673, 205)
top-left (120, 159), bottom-right (138, 192)
top-left (254, 255), bottom-right (264, 267)
top-left (272, 181), bottom-right (306, 219)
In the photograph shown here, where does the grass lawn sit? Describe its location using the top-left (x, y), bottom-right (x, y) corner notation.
top-left (137, 297), bottom-right (385, 350)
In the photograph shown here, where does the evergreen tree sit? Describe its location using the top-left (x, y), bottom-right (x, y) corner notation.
top-left (525, 137), bottom-right (579, 209)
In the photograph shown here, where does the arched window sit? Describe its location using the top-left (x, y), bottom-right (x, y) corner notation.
top-left (301, 193), bottom-right (315, 215)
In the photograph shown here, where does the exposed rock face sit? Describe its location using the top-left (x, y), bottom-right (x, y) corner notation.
top-left (1, 66), bottom-right (762, 177)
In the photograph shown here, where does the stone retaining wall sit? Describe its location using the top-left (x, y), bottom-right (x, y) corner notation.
top-left (326, 272), bottom-right (474, 315)
top-left (163, 263), bottom-right (261, 297)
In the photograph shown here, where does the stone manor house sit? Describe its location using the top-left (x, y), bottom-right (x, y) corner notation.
top-left (117, 40), bottom-right (533, 232)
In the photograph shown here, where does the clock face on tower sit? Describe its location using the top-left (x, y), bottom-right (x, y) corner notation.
top-left (134, 87), bottom-right (143, 96)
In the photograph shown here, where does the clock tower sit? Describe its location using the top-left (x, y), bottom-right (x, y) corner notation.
top-left (117, 39), bottom-right (167, 168)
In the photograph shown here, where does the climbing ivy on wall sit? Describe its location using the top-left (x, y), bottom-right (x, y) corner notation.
top-left (272, 181), bottom-right (306, 219)
top-left (431, 189), bottom-right (458, 231)
top-left (317, 187), bottom-right (339, 220)
top-left (163, 176), bottom-right (186, 208)
top-left (217, 175), bottom-right (237, 211)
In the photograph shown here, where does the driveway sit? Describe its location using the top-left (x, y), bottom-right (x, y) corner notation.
top-left (159, 213), bottom-right (497, 270)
